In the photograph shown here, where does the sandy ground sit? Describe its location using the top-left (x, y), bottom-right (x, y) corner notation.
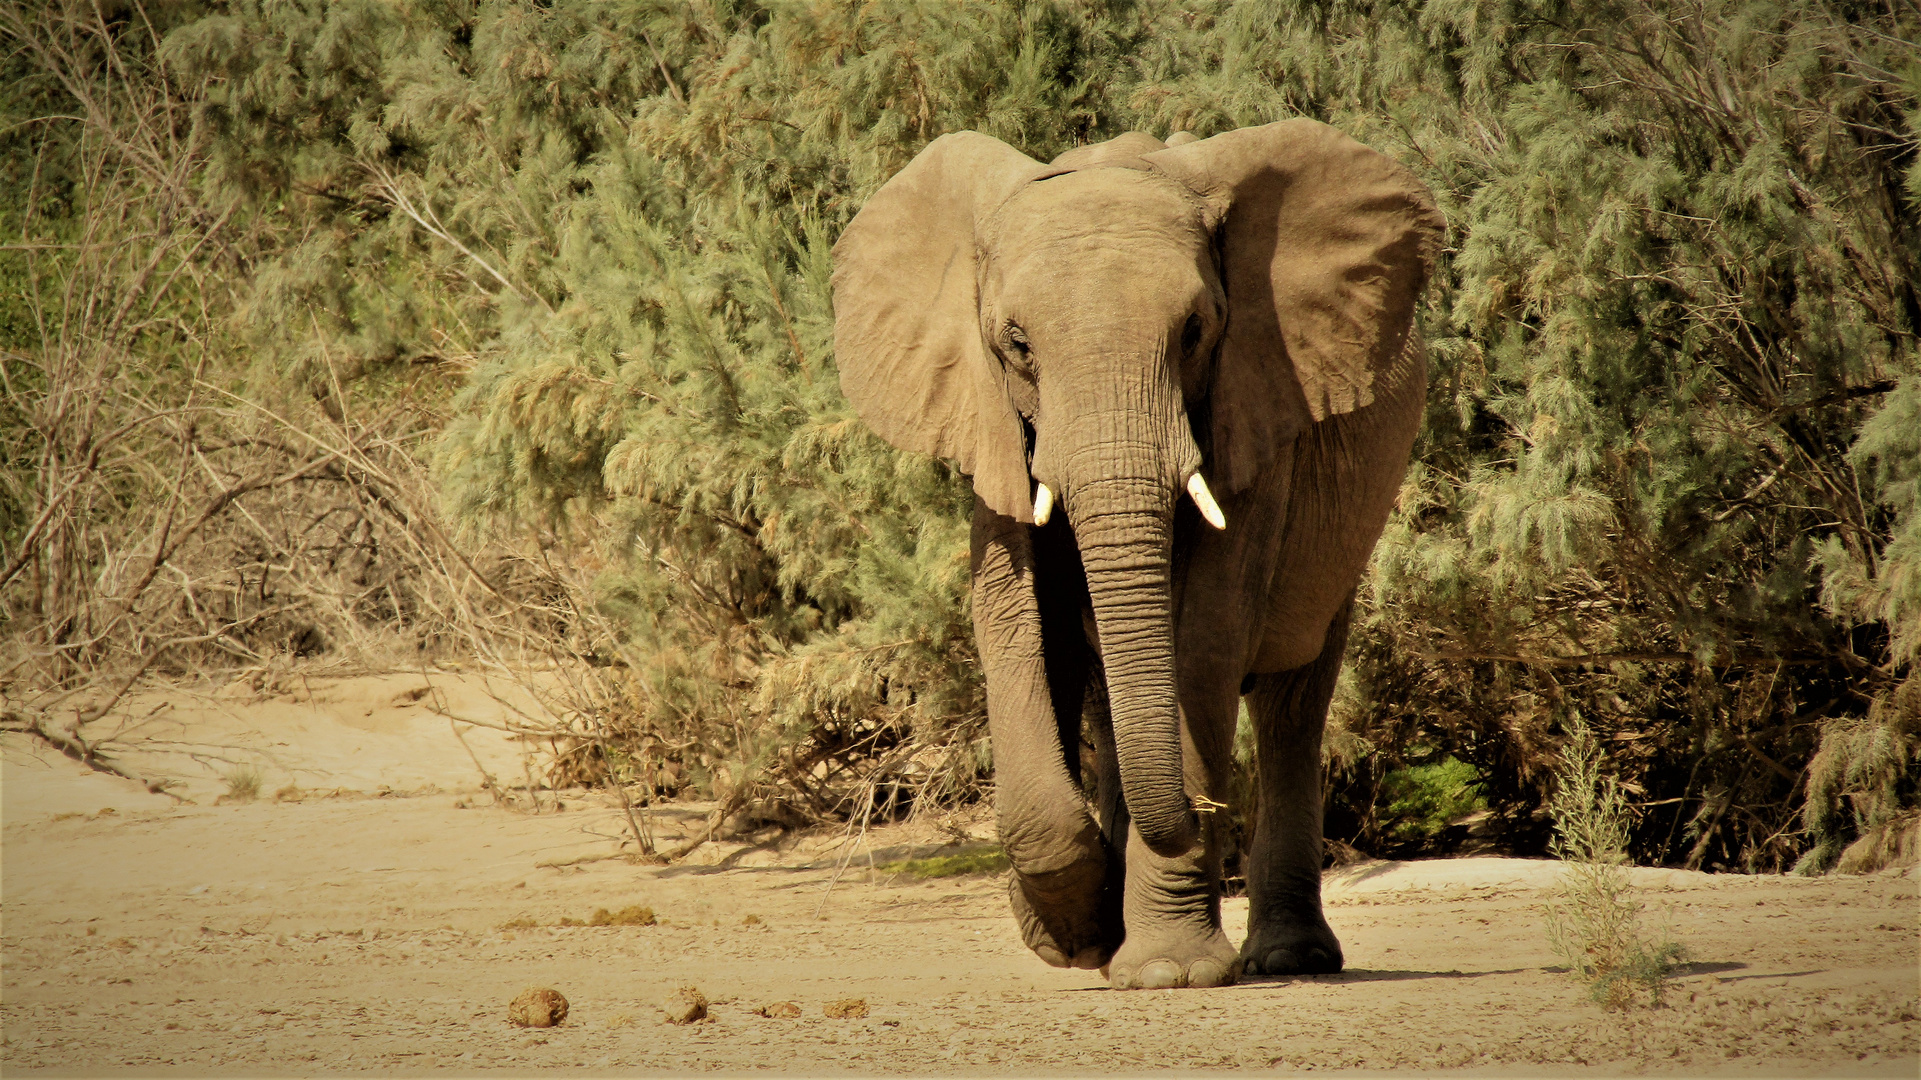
top-left (2, 673), bottom-right (1917, 1076)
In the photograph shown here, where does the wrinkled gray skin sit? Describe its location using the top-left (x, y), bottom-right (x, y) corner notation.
top-left (832, 122), bottom-right (1441, 989)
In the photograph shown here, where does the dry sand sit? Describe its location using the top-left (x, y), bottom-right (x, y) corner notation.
top-left (3, 672), bottom-right (1916, 1075)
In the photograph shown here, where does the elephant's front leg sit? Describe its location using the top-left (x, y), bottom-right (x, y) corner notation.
top-left (1104, 675), bottom-right (1241, 989)
top-left (1106, 819), bottom-right (1240, 988)
top-left (972, 500), bottom-right (1120, 971)
top-left (1099, 483), bottom-right (1288, 990)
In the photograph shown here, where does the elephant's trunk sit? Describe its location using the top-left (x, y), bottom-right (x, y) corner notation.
top-left (1070, 477), bottom-right (1197, 859)
top-left (1036, 332), bottom-right (1204, 860)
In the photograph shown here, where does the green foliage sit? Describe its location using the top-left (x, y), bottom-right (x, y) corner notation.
top-left (1378, 756), bottom-right (1486, 845)
top-left (1795, 679), bottom-right (1921, 874)
top-left (1127, 0), bottom-right (1920, 869)
top-left (1544, 717), bottom-right (1688, 1009)
top-left (1822, 375), bottom-right (1921, 666)
top-left (13, 0), bottom-right (1916, 866)
top-left (0, 1), bottom-right (590, 737)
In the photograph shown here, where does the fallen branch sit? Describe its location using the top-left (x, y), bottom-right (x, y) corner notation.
top-left (661, 788), bottom-right (752, 862)
top-left (4, 711), bottom-right (187, 801)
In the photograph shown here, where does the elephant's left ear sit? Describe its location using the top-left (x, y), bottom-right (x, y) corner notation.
top-left (1146, 120), bottom-right (1444, 492)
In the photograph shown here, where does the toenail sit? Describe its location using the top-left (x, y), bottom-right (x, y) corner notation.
top-left (1138, 960), bottom-right (1183, 990)
top-left (1188, 958), bottom-right (1231, 987)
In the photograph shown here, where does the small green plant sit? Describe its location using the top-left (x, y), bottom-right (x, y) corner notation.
top-left (878, 845), bottom-right (1011, 880)
top-left (1543, 716), bottom-right (1687, 1009)
top-left (222, 767), bottom-right (262, 803)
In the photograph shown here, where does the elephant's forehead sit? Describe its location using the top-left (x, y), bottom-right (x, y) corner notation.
top-left (982, 169), bottom-right (1212, 265)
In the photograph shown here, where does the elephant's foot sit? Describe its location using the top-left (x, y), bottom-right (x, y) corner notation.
top-left (1008, 856), bottom-right (1122, 970)
top-left (1106, 926), bottom-right (1240, 989)
top-left (1240, 916), bottom-right (1343, 977)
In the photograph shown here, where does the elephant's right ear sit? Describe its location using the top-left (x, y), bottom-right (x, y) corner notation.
top-left (832, 133), bottom-right (1056, 523)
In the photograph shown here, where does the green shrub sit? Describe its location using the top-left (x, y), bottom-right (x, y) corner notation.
top-left (1378, 756), bottom-right (1486, 846)
top-left (1795, 678), bottom-right (1921, 875)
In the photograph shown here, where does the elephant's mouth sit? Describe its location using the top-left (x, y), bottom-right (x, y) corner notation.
top-left (1031, 472), bottom-right (1222, 532)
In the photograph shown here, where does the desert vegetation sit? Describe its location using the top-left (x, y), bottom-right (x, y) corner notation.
top-left (1543, 717), bottom-right (1688, 1009)
top-left (2, 0), bottom-right (1915, 872)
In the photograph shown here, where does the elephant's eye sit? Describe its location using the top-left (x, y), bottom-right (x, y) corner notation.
top-left (1181, 313), bottom-right (1204, 355)
top-left (1004, 324), bottom-right (1032, 361)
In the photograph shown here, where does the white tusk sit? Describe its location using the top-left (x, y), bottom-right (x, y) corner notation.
top-left (1033, 482), bottom-right (1054, 526)
top-left (1187, 473), bottom-right (1227, 530)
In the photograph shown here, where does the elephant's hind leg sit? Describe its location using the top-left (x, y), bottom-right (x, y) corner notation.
top-left (1239, 599), bottom-right (1351, 977)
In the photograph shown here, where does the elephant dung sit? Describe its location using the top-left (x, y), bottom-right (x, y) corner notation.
top-left (823, 998), bottom-right (869, 1019)
top-left (507, 986), bottom-right (568, 1028)
top-left (663, 985), bottom-right (708, 1024)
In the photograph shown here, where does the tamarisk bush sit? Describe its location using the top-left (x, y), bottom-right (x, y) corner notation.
top-left (1132, 0), bottom-right (1919, 869)
top-left (5, 0), bottom-right (1913, 867)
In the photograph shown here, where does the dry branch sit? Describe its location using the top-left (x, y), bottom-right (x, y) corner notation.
top-left (2, 711), bottom-right (186, 801)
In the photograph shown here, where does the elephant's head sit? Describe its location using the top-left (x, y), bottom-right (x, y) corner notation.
top-left (832, 120), bottom-right (1441, 858)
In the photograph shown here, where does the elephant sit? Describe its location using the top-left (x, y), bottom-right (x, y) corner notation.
top-left (830, 120), bottom-right (1442, 989)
